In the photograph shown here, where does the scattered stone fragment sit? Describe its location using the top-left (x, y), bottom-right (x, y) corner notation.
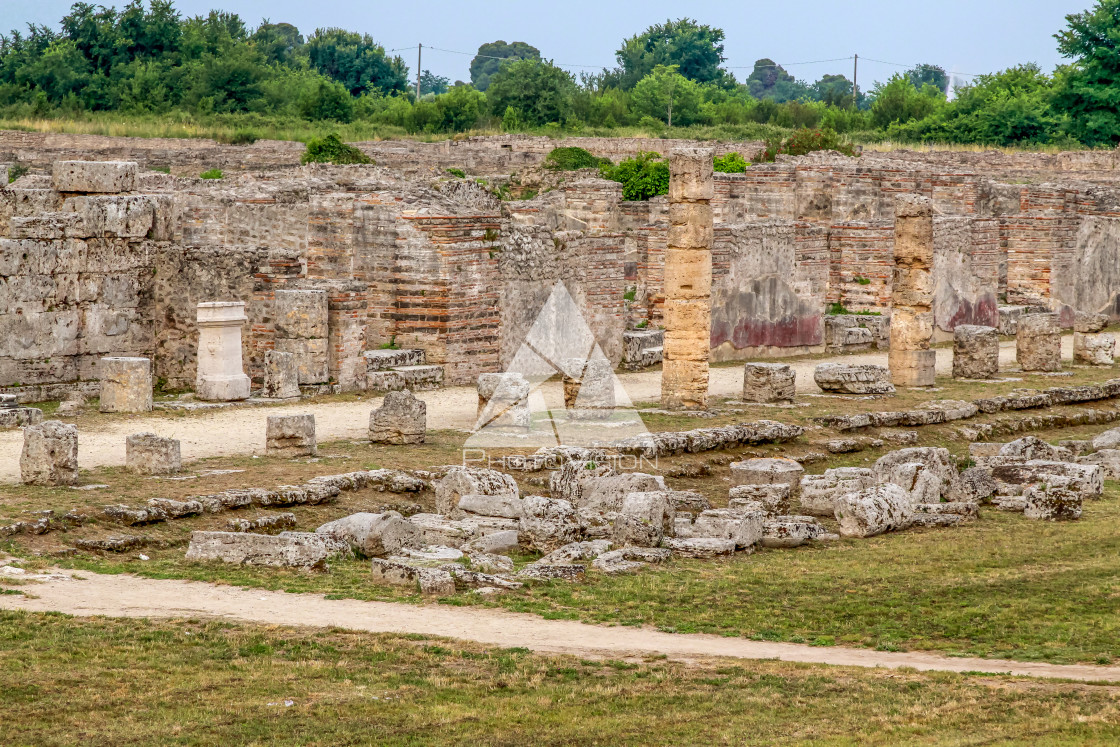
top-left (464, 552), bottom-right (515, 574)
top-left (728, 483), bottom-right (790, 516)
top-left (1077, 449), bottom-right (1120, 479)
top-left (661, 537), bottom-right (737, 558)
top-left (578, 472), bottom-right (667, 512)
top-left (960, 467), bottom-right (997, 503)
top-left (1074, 333), bottom-right (1115, 366)
top-left (369, 389), bottom-right (427, 444)
top-left (316, 511), bottom-right (421, 557)
top-left (20, 420), bottom-right (78, 486)
top-left (873, 447), bottom-right (965, 503)
top-left (760, 516), bottom-right (827, 548)
top-left (186, 531), bottom-right (347, 569)
top-left (799, 468), bottom-right (877, 517)
top-left (613, 492), bottom-right (672, 548)
top-left (449, 568), bottom-right (523, 591)
top-left (126, 433), bottom-right (181, 475)
top-left (535, 540), bottom-right (613, 566)
top-left (265, 414), bottom-right (317, 457)
top-left (1024, 478), bottom-right (1083, 521)
top-left (455, 493), bottom-right (525, 520)
top-left (592, 547), bottom-right (672, 574)
top-left (952, 325), bottom-right (1000, 379)
top-left (519, 496), bottom-right (580, 553)
top-left (434, 467), bottom-right (519, 516)
top-left (462, 530), bottom-right (520, 555)
top-left (227, 513), bottom-right (297, 533)
top-left (813, 363), bottom-right (895, 394)
top-left (742, 362), bottom-right (796, 403)
top-left (833, 484), bottom-right (915, 538)
top-left (75, 535), bottom-right (149, 553)
top-left (370, 558), bottom-right (455, 595)
top-left (516, 564), bottom-right (586, 582)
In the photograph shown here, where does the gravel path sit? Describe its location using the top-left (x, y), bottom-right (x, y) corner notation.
top-left (0, 340), bottom-right (1063, 483)
top-left (3, 570), bottom-right (1117, 682)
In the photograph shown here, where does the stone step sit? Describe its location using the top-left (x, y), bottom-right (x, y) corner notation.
top-left (363, 348), bottom-right (426, 372)
top-left (624, 345), bottom-right (663, 371)
top-left (623, 330), bottom-right (664, 370)
top-left (367, 365), bottom-right (444, 393)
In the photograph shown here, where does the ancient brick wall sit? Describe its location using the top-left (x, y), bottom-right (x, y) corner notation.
top-left (826, 222), bottom-right (895, 311)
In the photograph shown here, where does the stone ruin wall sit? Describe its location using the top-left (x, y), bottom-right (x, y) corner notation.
top-left (5, 136), bottom-right (1120, 398)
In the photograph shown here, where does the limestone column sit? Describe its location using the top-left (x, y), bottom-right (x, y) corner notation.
top-left (888, 195), bottom-right (936, 387)
top-left (661, 148), bottom-right (714, 410)
top-left (196, 302), bottom-right (251, 401)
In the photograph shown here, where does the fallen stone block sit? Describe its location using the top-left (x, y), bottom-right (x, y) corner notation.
top-left (370, 558), bottom-right (455, 595)
top-left (265, 414), bottom-right (317, 457)
top-left (813, 363), bottom-right (895, 394)
top-left (873, 447), bottom-right (966, 503)
top-left (549, 460), bottom-right (616, 504)
top-left (185, 531), bottom-right (347, 569)
top-left (728, 483), bottom-right (791, 516)
top-left (1092, 427), bottom-right (1120, 451)
top-left (21, 420), bottom-right (78, 486)
top-left (464, 551), bottom-right (515, 574)
top-left (99, 357), bottom-right (153, 413)
top-left (519, 496), bottom-right (580, 553)
top-left (535, 540), bottom-right (613, 566)
top-left (462, 530), bottom-right (520, 555)
top-left (74, 535), bottom-right (150, 553)
top-left (1016, 313), bottom-right (1062, 373)
top-left (1077, 449), bottom-right (1120, 480)
top-left (126, 433), bottom-right (181, 475)
top-left (434, 467), bottom-right (519, 516)
top-left (516, 564), bottom-right (586, 582)
top-left (261, 350), bottom-right (301, 399)
top-left (953, 325), bottom-right (1000, 379)
top-left (692, 507), bottom-right (763, 549)
top-left (760, 516), bottom-right (827, 548)
top-left (147, 498), bottom-right (202, 518)
top-left (406, 514), bottom-right (481, 548)
top-left (742, 362), bottom-right (796, 403)
top-left (591, 547), bottom-right (671, 574)
top-left (1074, 333), bottom-right (1115, 366)
top-left (449, 568), bottom-right (523, 591)
top-left (960, 467), bottom-right (997, 503)
top-left (661, 537), bottom-right (737, 559)
top-left (578, 472), bottom-right (666, 513)
top-left (227, 513), bottom-right (297, 533)
top-left (799, 468), bottom-right (877, 517)
top-left (52, 160), bottom-right (137, 194)
top-left (613, 492), bottom-right (672, 548)
top-left (369, 389), bottom-right (426, 445)
top-left (833, 484), bottom-right (914, 538)
top-left (1024, 479), bottom-right (1082, 521)
top-left (316, 511), bottom-right (421, 557)
top-left (999, 436), bottom-right (1069, 462)
top-left (455, 493), bottom-right (525, 520)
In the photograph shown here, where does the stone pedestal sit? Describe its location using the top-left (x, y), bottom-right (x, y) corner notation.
top-left (196, 302), bottom-right (251, 401)
top-left (730, 458), bottom-right (805, 501)
top-left (370, 390), bottom-right (427, 444)
top-left (21, 420), bottom-right (78, 486)
top-left (126, 432), bottom-right (181, 475)
top-left (262, 350), bottom-right (301, 399)
top-left (742, 363), bottom-right (795, 403)
top-left (888, 195), bottom-right (936, 387)
top-left (99, 357), bottom-right (153, 413)
top-left (952, 325), bottom-right (1000, 379)
top-left (1074, 332), bottom-right (1115, 366)
top-left (273, 289), bottom-right (329, 384)
top-left (477, 373), bottom-right (531, 430)
top-left (1016, 313), bottom-right (1061, 372)
top-left (661, 148), bottom-right (714, 411)
top-left (562, 358), bottom-right (615, 420)
top-left (266, 414), bottom-right (317, 457)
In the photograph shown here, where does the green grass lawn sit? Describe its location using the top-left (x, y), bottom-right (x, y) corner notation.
top-left (1, 610), bottom-right (1118, 746)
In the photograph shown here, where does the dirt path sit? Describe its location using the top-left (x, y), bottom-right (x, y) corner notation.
top-left (3, 570), bottom-right (1117, 682)
top-left (0, 340), bottom-right (1064, 483)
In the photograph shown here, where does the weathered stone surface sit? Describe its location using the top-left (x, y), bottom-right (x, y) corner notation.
top-left (434, 467), bottom-right (519, 516)
top-left (0, 407), bottom-right (44, 430)
top-left (462, 529), bottom-right (520, 555)
top-left (761, 516), bottom-right (827, 548)
top-left (98, 357), bottom-right (152, 413)
top-left (261, 350), bottom-right (300, 399)
top-left (1077, 449), bottom-right (1120, 479)
top-left (873, 447), bottom-right (965, 503)
top-left (989, 460), bottom-right (1103, 501)
top-left (613, 491), bottom-right (672, 547)
top-left (369, 389), bottom-right (426, 445)
top-left (185, 531), bottom-right (347, 569)
top-left (407, 513), bottom-right (481, 548)
top-left (1092, 427), bottom-right (1120, 451)
top-left (519, 495), bottom-right (580, 552)
top-left (548, 460), bottom-right (615, 504)
top-left (535, 540), bottom-right (613, 566)
top-left (622, 329), bottom-right (664, 370)
top-left (516, 563), bottom-right (586, 582)
top-left (562, 357), bottom-right (615, 419)
top-left (890, 349), bottom-right (937, 387)
top-left (125, 432), bottom-right (180, 475)
top-left (1023, 479), bottom-right (1083, 521)
top-left (370, 558), bottom-right (455, 595)
top-left (742, 362), bottom-right (795, 403)
top-left (691, 507), bottom-right (763, 549)
top-left (1074, 333), bottom-right (1115, 366)
top-left (960, 467), bottom-right (997, 503)
top-left (1074, 311), bottom-right (1109, 333)
top-left (579, 472), bottom-right (667, 513)
top-left (20, 420), bottom-right (78, 486)
top-left (813, 363), bottom-right (895, 394)
top-left (52, 160), bottom-right (137, 194)
top-left (449, 568), bottom-right (523, 591)
top-left (265, 414), bottom-right (317, 457)
top-left (999, 436), bottom-right (1067, 462)
top-left (315, 511), bottom-right (421, 557)
top-left (953, 325), bottom-right (999, 379)
top-left (147, 497), bottom-right (201, 518)
top-left (477, 372), bottom-right (530, 429)
top-left (799, 467), bottom-right (877, 516)
top-left (456, 493), bottom-right (525, 520)
top-left (592, 546), bottom-right (671, 574)
top-left (662, 537), bottom-right (736, 558)
top-left (728, 483), bottom-right (790, 516)
top-left (1016, 313), bottom-right (1062, 373)
top-left (227, 513), bottom-right (296, 533)
top-left (195, 302), bottom-right (251, 401)
top-left (889, 195), bottom-right (935, 387)
top-left (730, 458), bottom-right (804, 500)
top-left (834, 484), bottom-right (915, 538)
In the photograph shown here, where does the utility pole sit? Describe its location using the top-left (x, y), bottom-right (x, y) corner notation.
top-left (852, 53), bottom-right (859, 109)
top-left (416, 43), bottom-right (422, 103)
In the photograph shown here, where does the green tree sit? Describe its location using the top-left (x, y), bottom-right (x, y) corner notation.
top-left (746, 59), bottom-right (812, 102)
top-left (1054, 0), bottom-right (1120, 146)
top-left (470, 40), bottom-right (539, 91)
top-left (906, 64), bottom-right (950, 94)
top-left (812, 74), bottom-right (855, 108)
top-left (599, 151), bottom-right (669, 201)
top-left (611, 18), bottom-right (729, 90)
top-left (299, 78), bottom-right (353, 121)
top-left (435, 84), bottom-right (484, 131)
top-left (419, 69), bottom-right (450, 96)
top-left (487, 58), bottom-right (576, 126)
top-left (630, 64), bottom-right (702, 126)
top-left (869, 74), bottom-right (945, 128)
top-left (305, 28), bottom-right (409, 96)
top-left (251, 21), bottom-right (303, 65)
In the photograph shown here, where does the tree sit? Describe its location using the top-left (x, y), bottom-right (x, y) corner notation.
top-left (746, 59), bottom-right (811, 102)
top-left (906, 63), bottom-right (950, 94)
top-left (812, 74), bottom-right (854, 108)
top-left (419, 69), bottom-right (449, 96)
top-left (305, 28), bottom-right (409, 96)
top-left (470, 40), bottom-right (539, 91)
top-left (612, 18), bottom-right (728, 90)
top-left (630, 65), bottom-right (701, 126)
top-left (1054, 0), bottom-right (1120, 146)
top-left (486, 58), bottom-right (577, 126)
top-left (434, 84), bottom-right (484, 131)
top-left (251, 21), bottom-right (303, 65)
top-left (299, 78), bottom-right (353, 121)
top-left (869, 74), bottom-right (945, 129)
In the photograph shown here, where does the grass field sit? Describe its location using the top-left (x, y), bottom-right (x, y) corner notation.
top-left (2, 610), bottom-right (1118, 746)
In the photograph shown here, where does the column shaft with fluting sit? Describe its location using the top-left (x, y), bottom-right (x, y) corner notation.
top-left (661, 148), bottom-right (714, 410)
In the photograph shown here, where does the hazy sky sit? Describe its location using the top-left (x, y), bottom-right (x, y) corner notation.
top-left (1, 1), bottom-right (1091, 88)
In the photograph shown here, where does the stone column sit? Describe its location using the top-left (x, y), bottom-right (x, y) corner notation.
top-left (196, 302), bottom-right (251, 401)
top-left (952, 325), bottom-right (999, 379)
top-left (99, 357), bottom-right (153, 413)
top-left (888, 195), bottom-right (936, 387)
top-left (1017, 313), bottom-right (1062, 372)
top-left (661, 148), bottom-right (714, 410)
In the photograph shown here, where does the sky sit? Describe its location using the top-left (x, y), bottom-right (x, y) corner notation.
top-left (0, 0), bottom-right (1092, 89)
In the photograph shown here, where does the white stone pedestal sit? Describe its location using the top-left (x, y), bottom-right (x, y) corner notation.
top-left (196, 302), bottom-right (251, 401)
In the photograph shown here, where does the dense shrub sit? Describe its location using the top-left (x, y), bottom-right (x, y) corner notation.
top-left (599, 151), bottom-right (669, 201)
top-left (301, 133), bottom-right (373, 165)
top-left (713, 151), bottom-right (748, 173)
top-left (544, 146), bottom-right (609, 171)
top-left (760, 128), bottom-right (856, 162)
